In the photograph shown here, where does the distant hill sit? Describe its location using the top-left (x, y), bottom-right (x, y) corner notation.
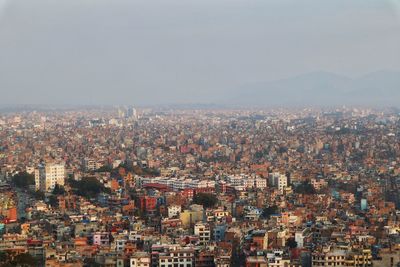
top-left (224, 70), bottom-right (400, 107)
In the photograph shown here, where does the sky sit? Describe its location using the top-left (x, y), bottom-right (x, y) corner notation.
top-left (0, 0), bottom-right (399, 106)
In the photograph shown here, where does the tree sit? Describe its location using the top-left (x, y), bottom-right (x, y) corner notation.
top-left (278, 146), bottom-right (288, 154)
top-left (294, 180), bottom-right (316, 195)
top-left (68, 177), bottom-right (110, 198)
top-left (94, 165), bottom-right (113, 173)
top-left (33, 190), bottom-right (45, 201)
top-left (12, 172), bottom-right (34, 189)
top-left (52, 184), bottom-right (65, 195)
top-left (0, 252), bottom-right (37, 267)
top-left (12, 253), bottom-right (37, 267)
top-left (287, 238), bottom-right (298, 249)
top-left (83, 257), bottom-right (101, 267)
top-left (47, 195), bottom-right (58, 208)
top-left (0, 252), bottom-right (7, 264)
top-left (193, 193), bottom-right (218, 208)
top-left (262, 205), bottom-right (279, 219)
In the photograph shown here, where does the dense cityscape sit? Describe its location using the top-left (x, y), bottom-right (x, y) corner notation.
top-left (0, 106), bottom-right (399, 267)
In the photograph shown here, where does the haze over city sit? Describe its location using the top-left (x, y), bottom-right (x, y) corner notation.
top-left (0, 0), bottom-right (400, 106)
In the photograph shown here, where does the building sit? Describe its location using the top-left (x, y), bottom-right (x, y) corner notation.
top-left (82, 158), bottom-right (103, 172)
top-left (194, 222), bottom-right (211, 246)
top-left (295, 228), bottom-right (311, 248)
top-left (312, 248), bottom-right (372, 267)
top-left (168, 205), bottom-right (182, 218)
top-left (213, 224), bottom-right (227, 242)
top-left (130, 252), bottom-right (151, 267)
top-left (35, 163), bottom-right (65, 192)
top-left (361, 199), bottom-right (368, 211)
top-left (92, 232), bottom-right (109, 246)
top-left (158, 247), bottom-right (194, 267)
top-left (269, 173), bottom-right (288, 193)
top-left (195, 251), bottom-right (215, 267)
top-left (126, 106), bottom-right (138, 120)
top-left (180, 205), bottom-right (204, 229)
top-left (138, 196), bottom-right (158, 213)
top-left (312, 249), bottom-right (346, 267)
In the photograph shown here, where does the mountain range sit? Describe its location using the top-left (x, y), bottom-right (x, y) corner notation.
top-left (222, 70), bottom-right (400, 107)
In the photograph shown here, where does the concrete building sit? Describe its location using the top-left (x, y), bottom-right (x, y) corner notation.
top-left (130, 252), bottom-right (150, 267)
top-left (312, 248), bottom-right (372, 267)
top-left (35, 163), bottom-right (65, 192)
top-left (158, 247), bottom-right (194, 267)
top-left (82, 158), bottom-right (103, 172)
top-left (194, 222), bottom-right (211, 246)
top-left (269, 173), bottom-right (288, 193)
top-left (167, 205), bottom-right (181, 218)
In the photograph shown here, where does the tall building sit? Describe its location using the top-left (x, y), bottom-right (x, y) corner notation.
top-left (269, 173), bottom-right (288, 193)
top-left (361, 198), bottom-right (368, 211)
top-left (126, 106), bottom-right (138, 120)
top-left (82, 158), bottom-right (103, 172)
top-left (117, 107), bottom-right (125, 118)
top-left (35, 163), bottom-right (65, 192)
top-left (194, 222), bottom-right (211, 246)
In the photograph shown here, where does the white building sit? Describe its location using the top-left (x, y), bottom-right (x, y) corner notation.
top-left (254, 178), bottom-right (267, 189)
top-left (295, 228), bottom-right (311, 248)
top-left (265, 251), bottom-right (290, 267)
top-left (226, 175), bottom-right (267, 190)
top-left (138, 176), bottom-right (215, 191)
top-left (269, 173), bottom-right (288, 193)
top-left (156, 245), bottom-right (194, 267)
top-left (226, 175), bottom-right (244, 186)
top-left (168, 205), bottom-right (182, 218)
top-left (130, 252), bottom-right (150, 267)
top-left (82, 158), bottom-right (103, 172)
top-left (194, 222), bottom-right (211, 246)
top-left (35, 163), bottom-right (65, 192)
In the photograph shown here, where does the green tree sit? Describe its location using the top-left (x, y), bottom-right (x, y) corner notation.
top-left (294, 180), bottom-right (316, 195)
top-left (47, 195), bottom-right (58, 208)
top-left (287, 238), bottom-right (298, 249)
top-left (12, 253), bottom-right (37, 267)
top-left (0, 252), bottom-right (8, 264)
top-left (0, 252), bottom-right (37, 267)
top-left (68, 177), bottom-right (110, 198)
top-left (193, 193), bottom-right (218, 208)
top-left (262, 205), bottom-right (279, 219)
top-left (33, 190), bottom-right (45, 201)
top-left (95, 165), bottom-right (113, 173)
top-left (83, 257), bottom-right (101, 267)
top-left (52, 184), bottom-right (65, 195)
top-left (12, 172), bottom-right (34, 189)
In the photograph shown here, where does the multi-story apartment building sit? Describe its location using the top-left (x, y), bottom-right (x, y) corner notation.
top-left (130, 252), bottom-right (151, 267)
top-left (35, 163), bottom-right (65, 192)
top-left (225, 175), bottom-right (267, 190)
top-left (194, 222), bottom-right (211, 246)
top-left (82, 158), bottom-right (103, 172)
top-left (312, 248), bottom-right (372, 267)
top-left (269, 173), bottom-right (288, 193)
top-left (168, 205), bottom-right (182, 218)
top-left (151, 244), bottom-right (194, 267)
top-left (92, 232), bottom-right (110, 246)
top-left (158, 247), bottom-right (194, 267)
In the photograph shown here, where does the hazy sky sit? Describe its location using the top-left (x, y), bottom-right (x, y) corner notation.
top-left (0, 0), bottom-right (399, 106)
